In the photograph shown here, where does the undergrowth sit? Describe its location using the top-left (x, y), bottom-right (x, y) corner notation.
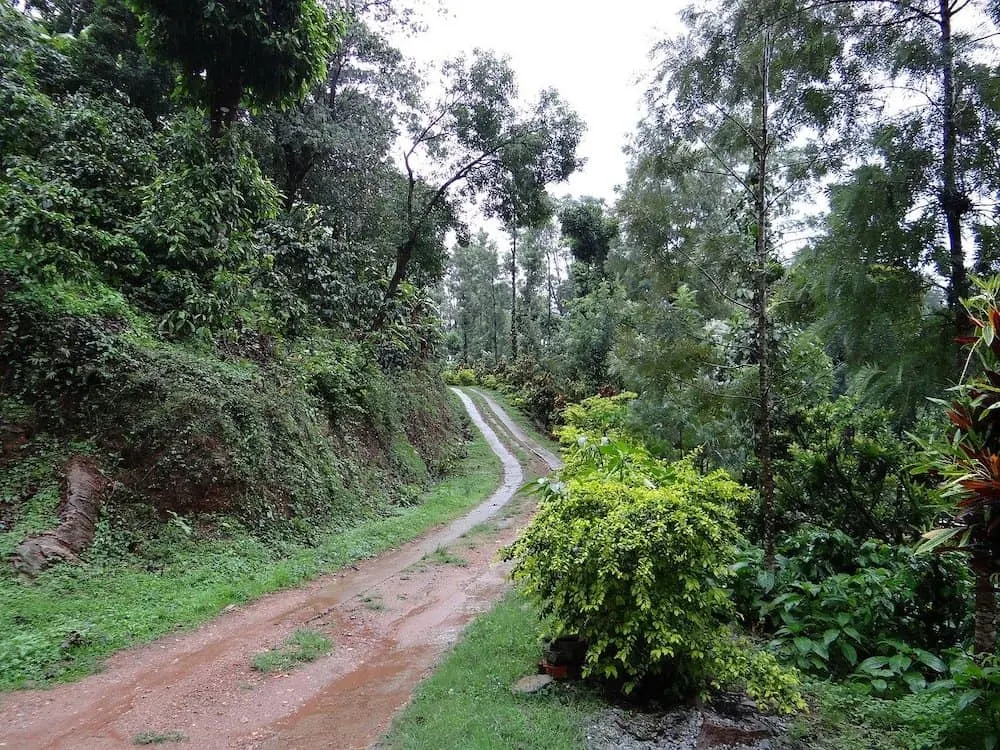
top-left (784, 680), bottom-right (990, 750)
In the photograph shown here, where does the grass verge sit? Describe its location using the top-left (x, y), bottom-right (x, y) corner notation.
top-left (0, 433), bottom-right (500, 690)
top-left (251, 628), bottom-right (331, 674)
top-left (379, 589), bottom-right (599, 750)
top-left (470, 388), bottom-right (562, 456)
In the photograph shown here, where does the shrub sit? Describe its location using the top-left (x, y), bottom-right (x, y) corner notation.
top-left (772, 397), bottom-right (934, 543)
top-left (443, 367), bottom-right (476, 386)
top-left (504, 403), bottom-right (802, 709)
top-left (732, 527), bottom-right (970, 686)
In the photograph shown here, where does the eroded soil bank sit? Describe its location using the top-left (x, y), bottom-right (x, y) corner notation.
top-left (0, 389), bottom-right (557, 750)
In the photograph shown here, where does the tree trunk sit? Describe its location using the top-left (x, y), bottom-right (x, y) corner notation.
top-left (209, 81), bottom-right (242, 138)
top-left (546, 245), bottom-right (554, 341)
top-left (510, 227), bottom-right (518, 360)
top-left (491, 280), bottom-right (499, 366)
top-left (12, 457), bottom-right (106, 577)
top-left (372, 241), bottom-right (413, 331)
top-left (973, 552), bottom-right (997, 659)
top-left (756, 33), bottom-right (777, 571)
top-left (939, 0), bottom-right (969, 356)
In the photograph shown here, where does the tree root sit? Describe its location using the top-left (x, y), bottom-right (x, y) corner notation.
top-left (11, 456), bottom-right (106, 577)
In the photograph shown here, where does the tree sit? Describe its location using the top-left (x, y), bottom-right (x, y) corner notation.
top-left (127, 0), bottom-right (342, 134)
top-left (629, 0), bottom-right (846, 565)
top-left (444, 231), bottom-right (507, 365)
top-left (255, 14), bottom-right (415, 212)
top-left (373, 50), bottom-right (582, 330)
top-left (804, 0), bottom-right (1000, 378)
top-left (559, 196), bottom-right (618, 269)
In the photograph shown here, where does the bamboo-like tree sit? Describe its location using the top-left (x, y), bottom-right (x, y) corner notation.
top-left (639, 0), bottom-right (848, 564)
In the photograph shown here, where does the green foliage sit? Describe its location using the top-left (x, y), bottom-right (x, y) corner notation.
top-left (929, 652), bottom-right (1000, 745)
top-left (558, 196), bottom-right (618, 268)
top-left (732, 528), bottom-right (970, 685)
top-left (790, 680), bottom-right (985, 750)
top-left (504, 397), bottom-right (801, 709)
top-left (773, 396), bottom-right (935, 542)
top-left (133, 118), bottom-right (280, 336)
top-left (128, 0), bottom-right (341, 131)
top-left (251, 628), bottom-right (331, 673)
top-left (443, 368), bottom-right (477, 386)
top-left (557, 391), bottom-right (636, 440)
top-left (0, 273), bottom-right (135, 424)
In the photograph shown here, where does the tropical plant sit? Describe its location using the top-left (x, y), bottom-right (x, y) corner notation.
top-left (915, 275), bottom-right (1000, 657)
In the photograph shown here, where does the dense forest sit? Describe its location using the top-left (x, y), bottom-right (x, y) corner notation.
top-left (5, 0), bottom-right (1000, 746)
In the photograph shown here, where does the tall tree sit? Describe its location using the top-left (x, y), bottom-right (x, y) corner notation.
top-left (373, 51), bottom-right (582, 330)
top-left (631, 0), bottom-right (847, 564)
top-left (445, 231), bottom-right (507, 365)
top-left (559, 196), bottom-right (618, 270)
top-left (127, 0), bottom-right (343, 134)
top-left (803, 0), bottom-right (1000, 382)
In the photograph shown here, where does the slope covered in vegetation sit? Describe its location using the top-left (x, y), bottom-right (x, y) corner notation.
top-left (0, 0), bottom-right (584, 688)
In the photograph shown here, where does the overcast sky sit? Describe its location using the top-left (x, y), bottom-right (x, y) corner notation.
top-left (392, 1), bottom-right (690, 205)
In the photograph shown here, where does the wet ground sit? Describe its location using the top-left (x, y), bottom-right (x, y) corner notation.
top-left (0, 388), bottom-right (558, 750)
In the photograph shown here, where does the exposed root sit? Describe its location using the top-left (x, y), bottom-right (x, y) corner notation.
top-left (11, 455), bottom-right (106, 577)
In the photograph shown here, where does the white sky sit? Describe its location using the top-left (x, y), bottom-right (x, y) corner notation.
top-left (392, 1), bottom-right (689, 205)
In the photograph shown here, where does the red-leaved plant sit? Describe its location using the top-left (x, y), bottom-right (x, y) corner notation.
top-left (915, 276), bottom-right (1000, 657)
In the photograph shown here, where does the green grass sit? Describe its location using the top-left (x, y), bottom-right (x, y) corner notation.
top-left (380, 589), bottom-right (599, 750)
top-left (251, 628), bottom-right (331, 673)
top-left (132, 730), bottom-right (186, 745)
top-left (423, 545), bottom-right (469, 567)
top-left (360, 594), bottom-right (386, 611)
top-left (0, 433), bottom-right (501, 690)
top-left (471, 388), bottom-right (562, 456)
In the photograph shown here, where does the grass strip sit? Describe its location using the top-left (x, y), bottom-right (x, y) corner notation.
top-left (251, 628), bottom-right (331, 673)
top-left (380, 589), bottom-right (599, 750)
top-left (470, 388), bottom-right (562, 456)
top-left (0, 434), bottom-right (500, 690)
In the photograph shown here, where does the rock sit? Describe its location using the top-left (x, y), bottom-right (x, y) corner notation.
top-left (511, 674), bottom-right (554, 695)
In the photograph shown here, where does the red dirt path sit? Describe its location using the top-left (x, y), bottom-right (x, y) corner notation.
top-left (0, 389), bottom-right (556, 750)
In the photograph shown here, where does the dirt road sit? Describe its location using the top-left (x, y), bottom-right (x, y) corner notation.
top-left (0, 388), bottom-right (559, 750)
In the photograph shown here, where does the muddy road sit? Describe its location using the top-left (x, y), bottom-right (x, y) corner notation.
top-left (0, 388), bottom-right (559, 750)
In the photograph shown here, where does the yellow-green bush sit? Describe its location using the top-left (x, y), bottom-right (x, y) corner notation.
top-left (442, 368), bottom-right (476, 386)
top-left (503, 396), bottom-right (803, 711)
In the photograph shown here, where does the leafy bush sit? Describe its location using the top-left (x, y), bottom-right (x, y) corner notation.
top-left (772, 397), bottom-right (934, 543)
top-left (557, 391), bottom-right (637, 441)
top-left (443, 367), bottom-right (477, 386)
top-left (504, 398), bottom-right (802, 710)
top-left (733, 528), bottom-right (970, 687)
